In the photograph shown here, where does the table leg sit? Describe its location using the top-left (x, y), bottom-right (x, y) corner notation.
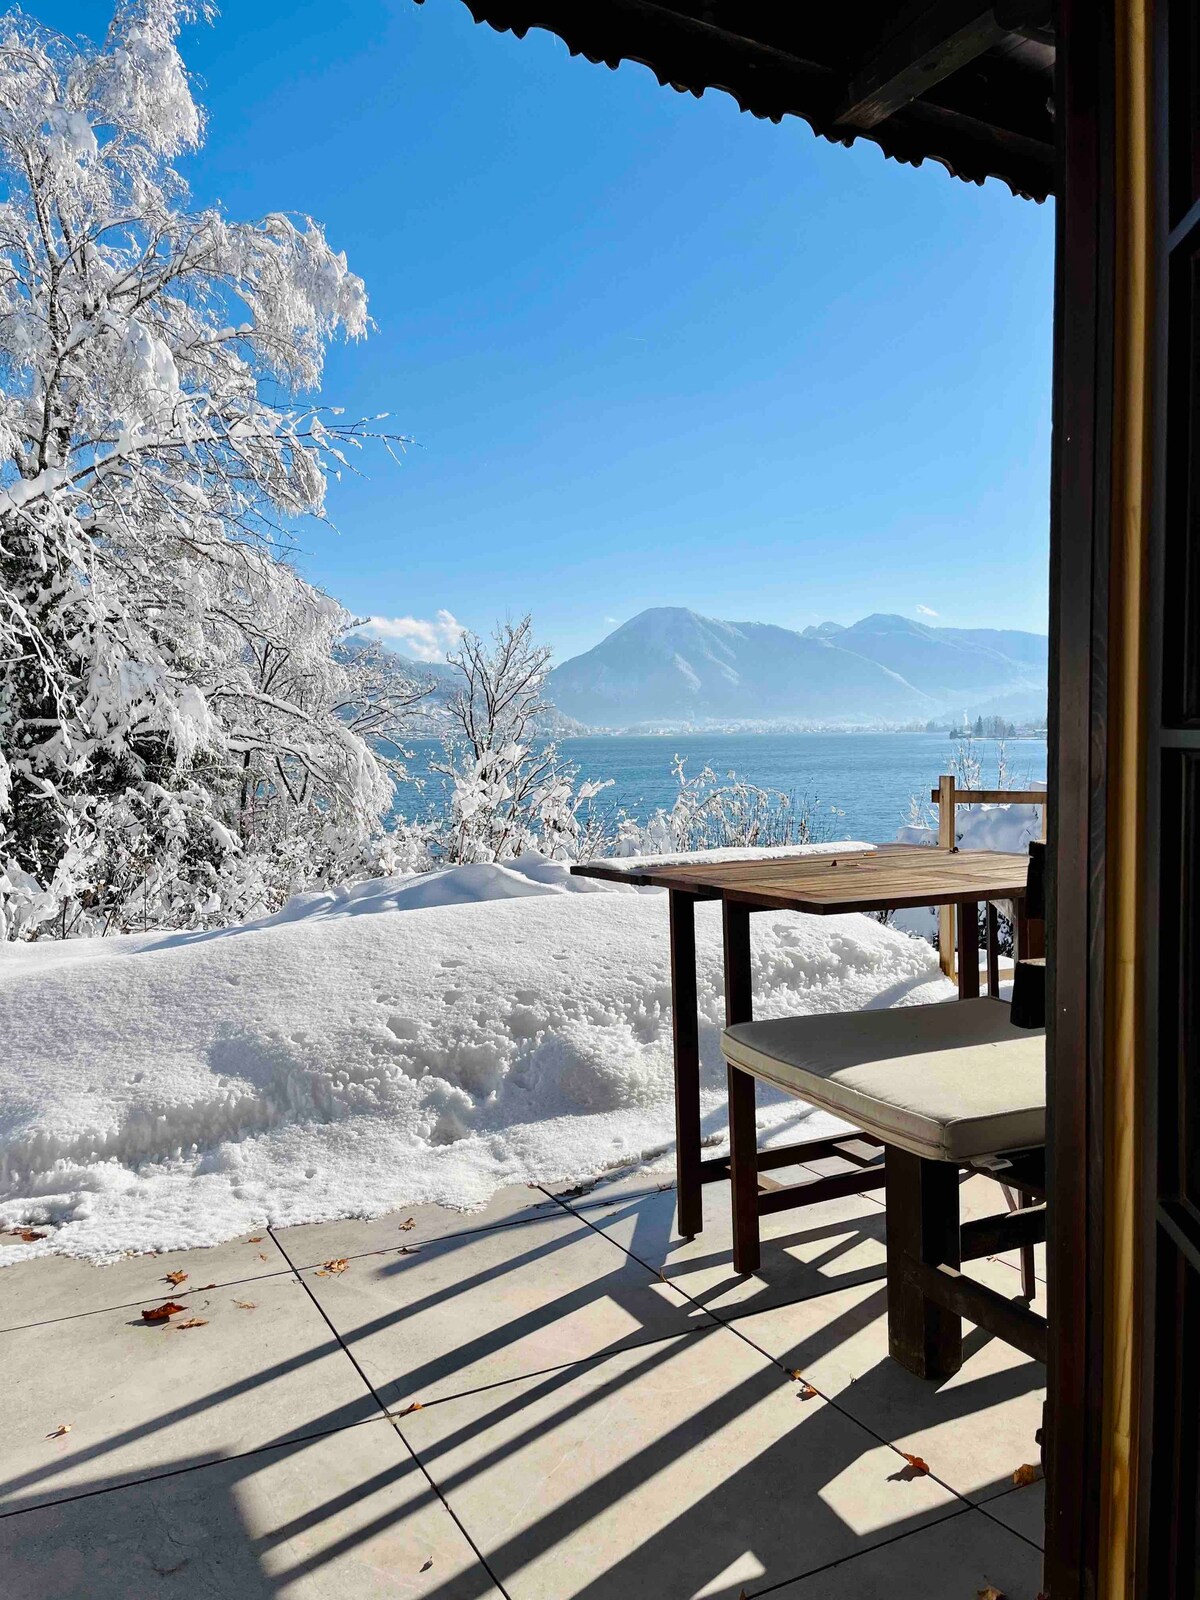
top-left (957, 899), bottom-right (981, 999)
top-left (669, 891), bottom-right (703, 1239)
top-left (723, 901), bottom-right (759, 1274)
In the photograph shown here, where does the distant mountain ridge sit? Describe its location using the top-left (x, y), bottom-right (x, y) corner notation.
top-left (546, 607), bottom-right (1047, 730)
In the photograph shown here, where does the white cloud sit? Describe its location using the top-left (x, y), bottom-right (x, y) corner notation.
top-left (362, 609), bottom-right (464, 662)
top-left (916, 604), bottom-right (939, 617)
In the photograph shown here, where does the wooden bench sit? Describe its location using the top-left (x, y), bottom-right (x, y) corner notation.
top-left (721, 996), bottom-right (1047, 1379)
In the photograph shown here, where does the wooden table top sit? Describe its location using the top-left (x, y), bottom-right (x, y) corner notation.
top-left (572, 844), bottom-right (1029, 914)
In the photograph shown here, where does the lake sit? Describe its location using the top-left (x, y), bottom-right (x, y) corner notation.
top-left (390, 731), bottom-right (1047, 846)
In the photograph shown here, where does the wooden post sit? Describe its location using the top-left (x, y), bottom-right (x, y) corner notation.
top-left (669, 891), bottom-right (702, 1239)
top-left (937, 774), bottom-right (957, 980)
top-left (722, 901), bottom-right (759, 1276)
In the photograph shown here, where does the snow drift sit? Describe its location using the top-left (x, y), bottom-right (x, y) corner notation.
top-left (0, 851), bottom-right (952, 1263)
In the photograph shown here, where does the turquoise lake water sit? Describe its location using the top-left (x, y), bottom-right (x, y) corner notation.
top-left (391, 731), bottom-right (1048, 847)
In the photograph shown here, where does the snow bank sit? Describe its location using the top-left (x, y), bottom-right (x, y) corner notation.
top-left (0, 852), bottom-right (950, 1263)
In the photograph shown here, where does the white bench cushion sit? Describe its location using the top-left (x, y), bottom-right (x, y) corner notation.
top-left (722, 999), bottom-right (1045, 1163)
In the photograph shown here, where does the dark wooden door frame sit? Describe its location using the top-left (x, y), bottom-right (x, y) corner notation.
top-left (1044, 1), bottom-right (1117, 1593)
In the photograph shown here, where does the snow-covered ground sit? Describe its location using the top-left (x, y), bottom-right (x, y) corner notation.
top-left (0, 849), bottom-right (955, 1265)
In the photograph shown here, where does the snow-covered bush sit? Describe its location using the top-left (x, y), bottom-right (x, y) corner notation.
top-left (611, 757), bottom-right (830, 857)
top-left (0, 1), bottom-right (415, 936)
top-left (432, 616), bottom-right (611, 863)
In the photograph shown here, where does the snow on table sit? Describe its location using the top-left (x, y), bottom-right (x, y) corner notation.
top-left (0, 854), bottom-right (952, 1262)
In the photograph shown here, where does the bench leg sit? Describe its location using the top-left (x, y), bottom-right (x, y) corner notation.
top-left (1001, 1183), bottom-right (1038, 1301)
top-left (886, 1147), bottom-right (963, 1379)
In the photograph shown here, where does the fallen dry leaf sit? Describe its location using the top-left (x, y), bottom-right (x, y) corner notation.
top-left (45, 1424), bottom-right (71, 1439)
top-left (900, 1452), bottom-right (930, 1475)
top-left (391, 1402), bottom-right (423, 1418)
top-left (316, 1258), bottom-right (349, 1277)
top-left (398, 1246), bottom-right (416, 1256)
top-left (141, 1300), bottom-right (188, 1323)
top-left (175, 1317), bottom-right (208, 1330)
top-left (256, 1252), bottom-right (270, 1261)
top-left (420, 1559), bottom-right (433, 1573)
top-left (247, 1236), bottom-right (263, 1243)
top-left (1012, 1461), bottom-right (1044, 1488)
top-left (233, 1299), bottom-right (257, 1310)
top-left (977, 1588), bottom-right (1008, 1600)
top-left (195, 1282), bottom-right (216, 1291)
top-left (398, 1217), bottom-right (416, 1231)
top-left (163, 1270), bottom-right (188, 1287)
top-left (3, 1227), bottom-right (46, 1242)
top-left (795, 1381), bottom-right (818, 1402)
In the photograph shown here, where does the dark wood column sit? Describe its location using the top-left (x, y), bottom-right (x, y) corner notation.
top-left (1044, 0), bottom-right (1117, 1592)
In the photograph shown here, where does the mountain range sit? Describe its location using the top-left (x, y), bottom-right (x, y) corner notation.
top-left (545, 608), bottom-right (1047, 730)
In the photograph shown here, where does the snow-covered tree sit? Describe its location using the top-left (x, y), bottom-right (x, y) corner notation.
top-left (0, 1), bottom-right (411, 936)
top-left (434, 616), bottom-right (609, 863)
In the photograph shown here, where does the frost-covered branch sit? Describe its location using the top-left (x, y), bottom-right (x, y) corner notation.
top-left (0, 1), bottom-right (415, 938)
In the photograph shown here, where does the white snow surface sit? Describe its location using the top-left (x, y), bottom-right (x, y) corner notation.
top-left (0, 852), bottom-right (952, 1263)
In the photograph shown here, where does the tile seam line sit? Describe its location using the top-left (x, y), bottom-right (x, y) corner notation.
top-left (745, 1501), bottom-right (985, 1598)
top-left (0, 1410), bottom-right (397, 1522)
top-left (538, 1183), bottom-right (978, 1510)
top-left (359, 1321), bottom-right (721, 1414)
top-left (268, 1224), bottom-right (514, 1600)
top-left (0, 1205), bottom-right (563, 1333)
top-left (0, 1263), bottom-right (300, 1334)
top-left (968, 1481), bottom-right (1047, 1556)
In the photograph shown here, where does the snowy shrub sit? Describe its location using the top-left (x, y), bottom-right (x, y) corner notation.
top-left (0, 1), bottom-right (421, 935)
top-left (431, 616), bottom-right (611, 863)
top-left (611, 758), bottom-right (830, 857)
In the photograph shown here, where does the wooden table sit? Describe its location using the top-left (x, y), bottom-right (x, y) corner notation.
top-left (572, 845), bottom-right (1031, 1239)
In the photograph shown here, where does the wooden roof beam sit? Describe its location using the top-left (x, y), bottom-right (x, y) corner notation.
top-left (834, 2), bottom-right (1014, 130)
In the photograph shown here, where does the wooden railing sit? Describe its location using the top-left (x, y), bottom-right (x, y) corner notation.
top-left (930, 774), bottom-right (1046, 981)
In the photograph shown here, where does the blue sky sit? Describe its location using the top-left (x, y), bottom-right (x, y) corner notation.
top-left (47, 0), bottom-right (1055, 662)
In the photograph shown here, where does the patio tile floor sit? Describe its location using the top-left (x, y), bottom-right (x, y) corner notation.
top-left (0, 1173), bottom-right (1047, 1598)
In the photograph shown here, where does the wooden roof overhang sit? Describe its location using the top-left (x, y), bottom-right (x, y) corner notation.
top-left (452, 1), bottom-right (1057, 201)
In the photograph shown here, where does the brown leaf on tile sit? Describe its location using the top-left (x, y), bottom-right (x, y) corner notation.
top-left (398, 1217), bottom-right (416, 1231)
top-left (45, 1424), bottom-right (71, 1439)
top-left (887, 1451), bottom-right (932, 1481)
top-left (233, 1299), bottom-right (257, 1310)
top-left (398, 1246), bottom-right (416, 1255)
top-left (256, 1252), bottom-right (270, 1261)
top-left (247, 1236), bottom-right (263, 1243)
top-left (316, 1258), bottom-right (349, 1277)
top-left (795, 1381), bottom-right (818, 1402)
top-left (195, 1283), bottom-right (217, 1291)
top-left (141, 1300), bottom-right (188, 1322)
top-left (1012, 1462), bottom-right (1044, 1488)
top-left (163, 1270), bottom-right (188, 1286)
top-left (420, 1559), bottom-right (433, 1573)
top-left (175, 1317), bottom-right (208, 1329)
top-left (391, 1402), bottom-right (423, 1418)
